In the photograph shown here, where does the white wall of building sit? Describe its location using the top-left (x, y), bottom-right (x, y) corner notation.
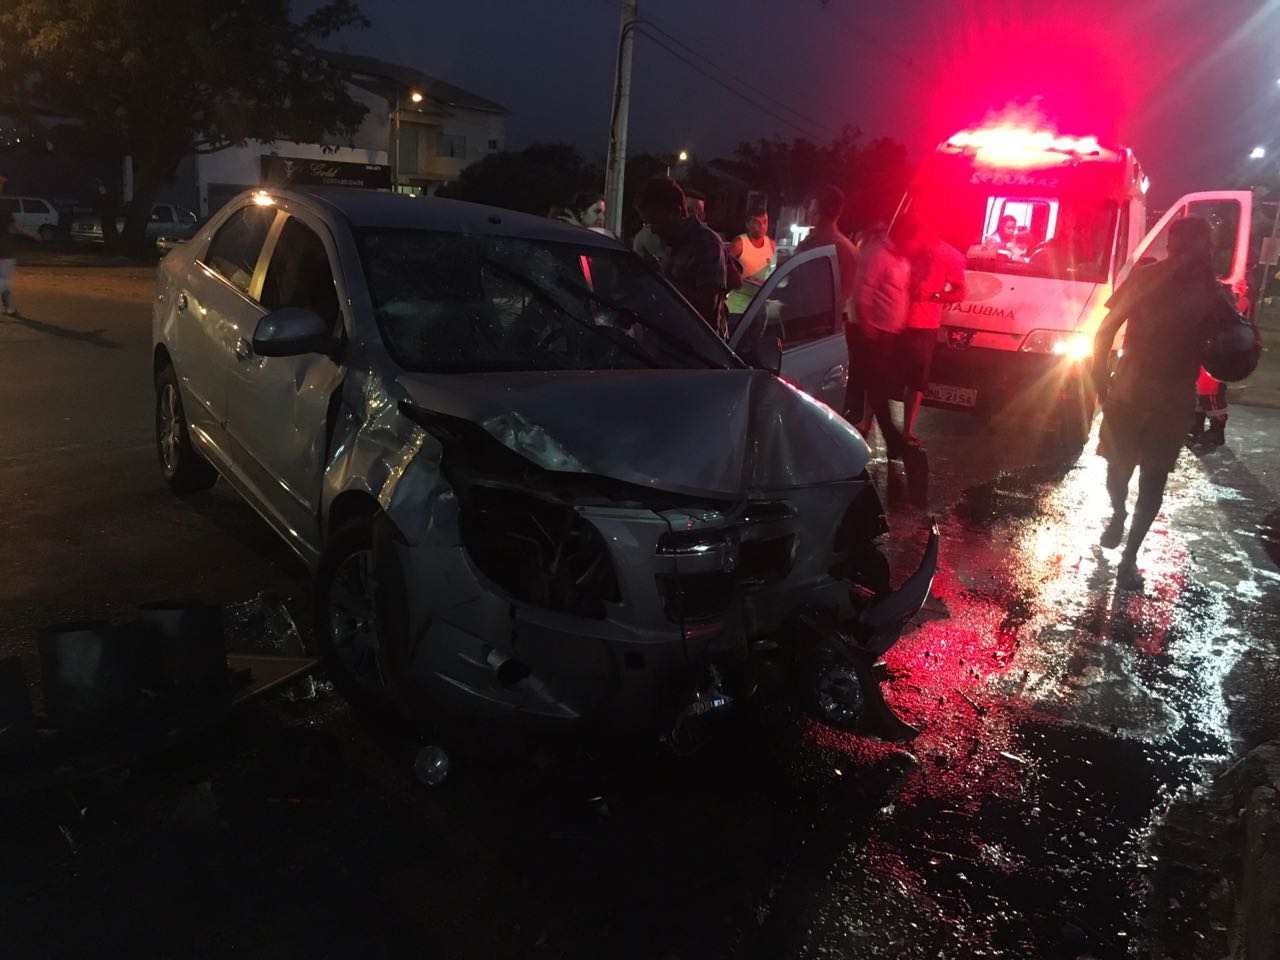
top-left (194, 86), bottom-right (391, 216)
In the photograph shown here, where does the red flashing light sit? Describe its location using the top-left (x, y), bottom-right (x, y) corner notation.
top-left (946, 125), bottom-right (1101, 169)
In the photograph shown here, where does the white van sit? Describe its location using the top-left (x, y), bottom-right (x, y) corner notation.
top-left (898, 125), bottom-right (1251, 447)
top-left (0, 196), bottom-right (60, 242)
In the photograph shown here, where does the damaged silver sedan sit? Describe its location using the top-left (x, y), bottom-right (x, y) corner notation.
top-left (152, 188), bottom-right (937, 742)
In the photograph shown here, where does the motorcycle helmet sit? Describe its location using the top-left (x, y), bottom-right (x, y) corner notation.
top-left (1202, 303), bottom-right (1261, 383)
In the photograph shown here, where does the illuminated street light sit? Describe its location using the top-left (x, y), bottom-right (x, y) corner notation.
top-left (410, 91), bottom-right (424, 104)
top-left (677, 150), bottom-right (688, 162)
top-left (1252, 146), bottom-right (1267, 159)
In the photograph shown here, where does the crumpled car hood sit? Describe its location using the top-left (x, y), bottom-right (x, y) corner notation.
top-left (396, 369), bottom-right (870, 498)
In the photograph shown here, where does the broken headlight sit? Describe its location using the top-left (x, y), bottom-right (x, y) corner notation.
top-left (483, 412), bottom-right (583, 473)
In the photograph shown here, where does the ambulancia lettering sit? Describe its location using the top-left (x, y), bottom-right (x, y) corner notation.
top-left (944, 302), bottom-right (1015, 321)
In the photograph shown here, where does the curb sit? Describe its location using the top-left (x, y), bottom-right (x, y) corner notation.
top-left (1224, 743), bottom-right (1280, 959)
top-left (20, 256), bottom-right (155, 270)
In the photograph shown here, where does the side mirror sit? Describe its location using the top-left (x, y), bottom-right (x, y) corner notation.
top-left (745, 334), bottom-right (783, 375)
top-left (253, 307), bottom-right (342, 360)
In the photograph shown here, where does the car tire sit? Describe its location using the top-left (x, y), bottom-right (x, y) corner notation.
top-left (155, 364), bottom-right (218, 494)
top-left (313, 519), bottom-right (405, 717)
top-left (37, 224), bottom-right (55, 243)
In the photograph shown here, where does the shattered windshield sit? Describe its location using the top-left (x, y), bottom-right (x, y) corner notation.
top-left (357, 229), bottom-right (736, 373)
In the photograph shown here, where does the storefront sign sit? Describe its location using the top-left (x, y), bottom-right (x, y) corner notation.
top-left (260, 155), bottom-right (391, 190)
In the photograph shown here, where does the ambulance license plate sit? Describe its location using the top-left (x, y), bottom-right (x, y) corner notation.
top-left (926, 383), bottom-right (978, 407)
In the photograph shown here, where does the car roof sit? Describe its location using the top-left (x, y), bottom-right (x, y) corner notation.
top-left (263, 187), bottom-right (624, 250)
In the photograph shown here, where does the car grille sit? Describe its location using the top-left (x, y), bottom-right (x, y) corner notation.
top-left (654, 501), bottom-right (798, 623)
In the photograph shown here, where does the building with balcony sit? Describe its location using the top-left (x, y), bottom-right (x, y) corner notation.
top-left (189, 52), bottom-right (506, 215)
top-left (323, 51), bottom-right (507, 197)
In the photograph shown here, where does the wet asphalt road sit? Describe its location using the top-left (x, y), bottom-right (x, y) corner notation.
top-left (3, 266), bottom-right (1280, 959)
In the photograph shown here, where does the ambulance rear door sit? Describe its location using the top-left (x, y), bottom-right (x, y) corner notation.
top-left (1117, 190), bottom-right (1252, 289)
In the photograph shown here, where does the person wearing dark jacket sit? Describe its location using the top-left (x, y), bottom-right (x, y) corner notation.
top-left (635, 177), bottom-right (729, 337)
top-left (1091, 217), bottom-right (1224, 590)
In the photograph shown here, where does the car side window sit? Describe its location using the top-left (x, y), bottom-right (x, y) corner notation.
top-left (21, 199), bottom-right (47, 214)
top-left (760, 256), bottom-right (836, 345)
top-left (204, 205), bottom-right (275, 296)
top-left (0, 198), bottom-right (19, 214)
top-left (259, 217), bottom-right (340, 330)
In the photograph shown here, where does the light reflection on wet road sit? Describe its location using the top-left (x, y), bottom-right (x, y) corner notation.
top-left (784, 405), bottom-right (1280, 958)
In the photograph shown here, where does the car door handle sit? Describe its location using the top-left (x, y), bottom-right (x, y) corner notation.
top-left (821, 364), bottom-right (846, 391)
top-left (235, 337), bottom-right (254, 363)
top-left (176, 292), bottom-right (188, 312)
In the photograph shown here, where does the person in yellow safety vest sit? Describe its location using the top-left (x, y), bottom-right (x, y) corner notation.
top-left (728, 207), bottom-right (775, 282)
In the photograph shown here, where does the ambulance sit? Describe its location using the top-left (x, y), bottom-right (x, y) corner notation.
top-left (898, 122), bottom-right (1252, 448)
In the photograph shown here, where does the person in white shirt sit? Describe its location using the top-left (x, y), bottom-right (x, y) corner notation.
top-left (904, 226), bottom-right (967, 441)
top-left (855, 213), bottom-right (925, 456)
top-left (986, 214), bottom-right (1018, 251)
top-left (728, 207), bottom-right (775, 281)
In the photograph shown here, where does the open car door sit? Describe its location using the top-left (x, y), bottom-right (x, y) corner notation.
top-left (1118, 190), bottom-right (1253, 290)
top-left (728, 244), bottom-right (847, 409)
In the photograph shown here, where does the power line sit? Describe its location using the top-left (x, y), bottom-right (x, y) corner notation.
top-left (637, 15), bottom-right (839, 140)
top-left (636, 28), bottom-right (831, 143)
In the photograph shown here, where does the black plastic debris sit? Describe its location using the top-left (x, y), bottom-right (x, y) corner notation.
top-left (0, 656), bottom-right (34, 749)
top-left (38, 620), bottom-right (141, 728)
top-left (136, 600), bottom-right (227, 692)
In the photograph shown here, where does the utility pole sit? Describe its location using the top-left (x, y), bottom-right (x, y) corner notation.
top-left (603, 0), bottom-right (638, 237)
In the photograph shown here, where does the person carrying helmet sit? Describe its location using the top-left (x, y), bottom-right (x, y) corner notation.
top-left (1189, 281), bottom-right (1250, 447)
top-left (1091, 217), bottom-right (1228, 591)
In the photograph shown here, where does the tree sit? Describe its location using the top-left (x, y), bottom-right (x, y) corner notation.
top-left (437, 143), bottom-right (600, 217)
top-left (0, 0), bottom-right (370, 254)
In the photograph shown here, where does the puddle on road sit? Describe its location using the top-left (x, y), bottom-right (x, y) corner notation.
top-left (785, 448), bottom-right (1279, 957)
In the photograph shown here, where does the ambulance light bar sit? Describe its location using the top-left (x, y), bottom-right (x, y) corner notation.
top-left (946, 125), bottom-right (1102, 168)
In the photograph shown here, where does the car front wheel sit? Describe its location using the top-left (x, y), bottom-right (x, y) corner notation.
top-left (38, 224), bottom-right (55, 243)
top-left (155, 364), bottom-right (217, 494)
top-left (314, 521), bottom-right (402, 714)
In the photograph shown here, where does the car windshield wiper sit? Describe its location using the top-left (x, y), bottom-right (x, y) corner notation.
top-left (480, 257), bottom-right (662, 370)
top-left (554, 276), bottom-right (724, 370)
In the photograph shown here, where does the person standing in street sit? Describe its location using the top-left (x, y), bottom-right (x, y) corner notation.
top-left (635, 177), bottom-right (729, 337)
top-left (551, 191), bottom-right (613, 237)
top-left (0, 173), bottom-right (17, 316)
top-left (91, 177), bottom-right (120, 256)
top-left (1092, 217), bottom-right (1226, 590)
top-left (855, 213), bottom-right (923, 456)
top-left (797, 186), bottom-right (862, 422)
top-left (728, 207), bottom-right (775, 283)
top-left (904, 222), bottom-right (966, 443)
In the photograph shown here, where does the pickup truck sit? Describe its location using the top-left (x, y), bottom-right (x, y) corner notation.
top-left (71, 203), bottom-right (199, 250)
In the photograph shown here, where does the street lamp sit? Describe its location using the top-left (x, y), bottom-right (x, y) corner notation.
top-left (677, 150), bottom-right (688, 162)
top-left (392, 90), bottom-right (425, 193)
top-left (1252, 146), bottom-right (1267, 160)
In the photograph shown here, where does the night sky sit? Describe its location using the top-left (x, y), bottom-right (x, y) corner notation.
top-left (317, 0), bottom-right (1280, 205)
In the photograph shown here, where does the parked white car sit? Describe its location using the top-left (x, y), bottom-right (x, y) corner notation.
top-left (0, 196), bottom-right (60, 242)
